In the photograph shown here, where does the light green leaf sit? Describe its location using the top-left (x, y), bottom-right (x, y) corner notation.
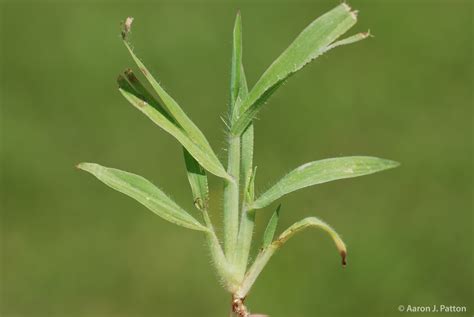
top-left (231, 3), bottom-right (362, 135)
top-left (229, 11), bottom-right (243, 122)
top-left (123, 41), bottom-right (210, 150)
top-left (77, 163), bottom-right (208, 232)
top-left (262, 204), bottom-right (281, 248)
top-left (323, 31), bottom-right (370, 52)
top-left (238, 216), bottom-right (346, 298)
top-left (241, 123), bottom-right (253, 186)
top-left (120, 21), bottom-right (230, 181)
top-left (244, 166), bottom-right (257, 204)
top-left (239, 68), bottom-right (254, 197)
top-left (230, 12), bottom-right (254, 203)
top-left (183, 148), bottom-right (209, 211)
top-left (252, 156), bottom-right (399, 209)
top-left (121, 69), bottom-right (175, 123)
top-left (277, 217), bottom-right (347, 266)
top-left (117, 75), bottom-right (231, 181)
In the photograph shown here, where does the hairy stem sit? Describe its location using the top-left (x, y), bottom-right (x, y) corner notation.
top-left (223, 136), bottom-right (241, 262)
top-left (234, 206), bottom-right (255, 279)
top-left (237, 243), bottom-right (278, 298)
top-left (203, 209), bottom-right (239, 291)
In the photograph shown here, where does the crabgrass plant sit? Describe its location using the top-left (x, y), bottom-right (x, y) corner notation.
top-left (78, 4), bottom-right (399, 316)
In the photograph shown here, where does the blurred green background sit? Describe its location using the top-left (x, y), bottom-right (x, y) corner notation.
top-left (1, 0), bottom-right (472, 316)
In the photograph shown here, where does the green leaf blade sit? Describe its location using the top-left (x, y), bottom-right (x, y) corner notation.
top-left (231, 4), bottom-right (360, 135)
top-left (183, 148), bottom-right (209, 210)
top-left (277, 216), bottom-right (347, 266)
top-left (119, 23), bottom-right (230, 181)
top-left (323, 31), bottom-right (371, 52)
top-left (262, 204), bottom-right (281, 248)
top-left (238, 215), bottom-right (346, 298)
top-left (77, 162), bottom-right (208, 232)
top-left (123, 41), bottom-right (213, 152)
top-left (252, 156), bottom-right (399, 209)
top-left (230, 11), bottom-right (243, 121)
top-left (117, 79), bottom-right (231, 181)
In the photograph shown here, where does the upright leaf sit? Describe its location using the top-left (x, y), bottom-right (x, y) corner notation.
top-left (231, 4), bottom-right (363, 135)
top-left (77, 163), bottom-right (208, 232)
top-left (123, 40), bottom-right (210, 151)
top-left (262, 204), bottom-right (281, 248)
top-left (240, 68), bottom-right (254, 192)
top-left (230, 12), bottom-right (254, 199)
top-left (252, 157), bottom-right (399, 209)
top-left (122, 69), bottom-right (175, 123)
top-left (183, 148), bottom-right (209, 211)
top-left (244, 166), bottom-right (257, 204)
top-left (118, 73), bottom-right (231, 181)
top-left (120, 19), bottom-right (230, 181)
top-left (230, 11), bottom-right (243, 122)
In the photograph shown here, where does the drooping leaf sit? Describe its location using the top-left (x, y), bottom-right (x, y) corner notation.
top-left (252, 156), bottom-right (399, 209)
top-left (277, 217), bottom-right (347, 266)
top-left (77, 162), bottom-right (208, 232)
top-left (117, 75), bottom-right (231, 181)
top-left (238, 216), bottom-right (346, 298)
top-left (231, 4), bottom-right (363, 135)
top-left (262, 204), bottom-right (281, 248)
top-left (183, 148), bottom-right (209, 211)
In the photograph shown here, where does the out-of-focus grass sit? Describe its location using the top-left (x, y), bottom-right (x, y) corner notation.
top-left (1, 1), bottom-right (472, 316)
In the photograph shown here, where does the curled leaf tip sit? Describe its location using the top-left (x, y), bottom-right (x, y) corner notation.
top-left (340, 250), bottom-right (347, 267)
top-left (364, 29), bottom-right (373, 38)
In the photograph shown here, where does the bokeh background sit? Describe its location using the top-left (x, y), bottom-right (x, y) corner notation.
top-left (1, 0), bottom-right (472, 316)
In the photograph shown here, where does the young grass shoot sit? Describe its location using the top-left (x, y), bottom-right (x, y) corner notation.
top-left (78, 4), bottom-right (399, 316)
